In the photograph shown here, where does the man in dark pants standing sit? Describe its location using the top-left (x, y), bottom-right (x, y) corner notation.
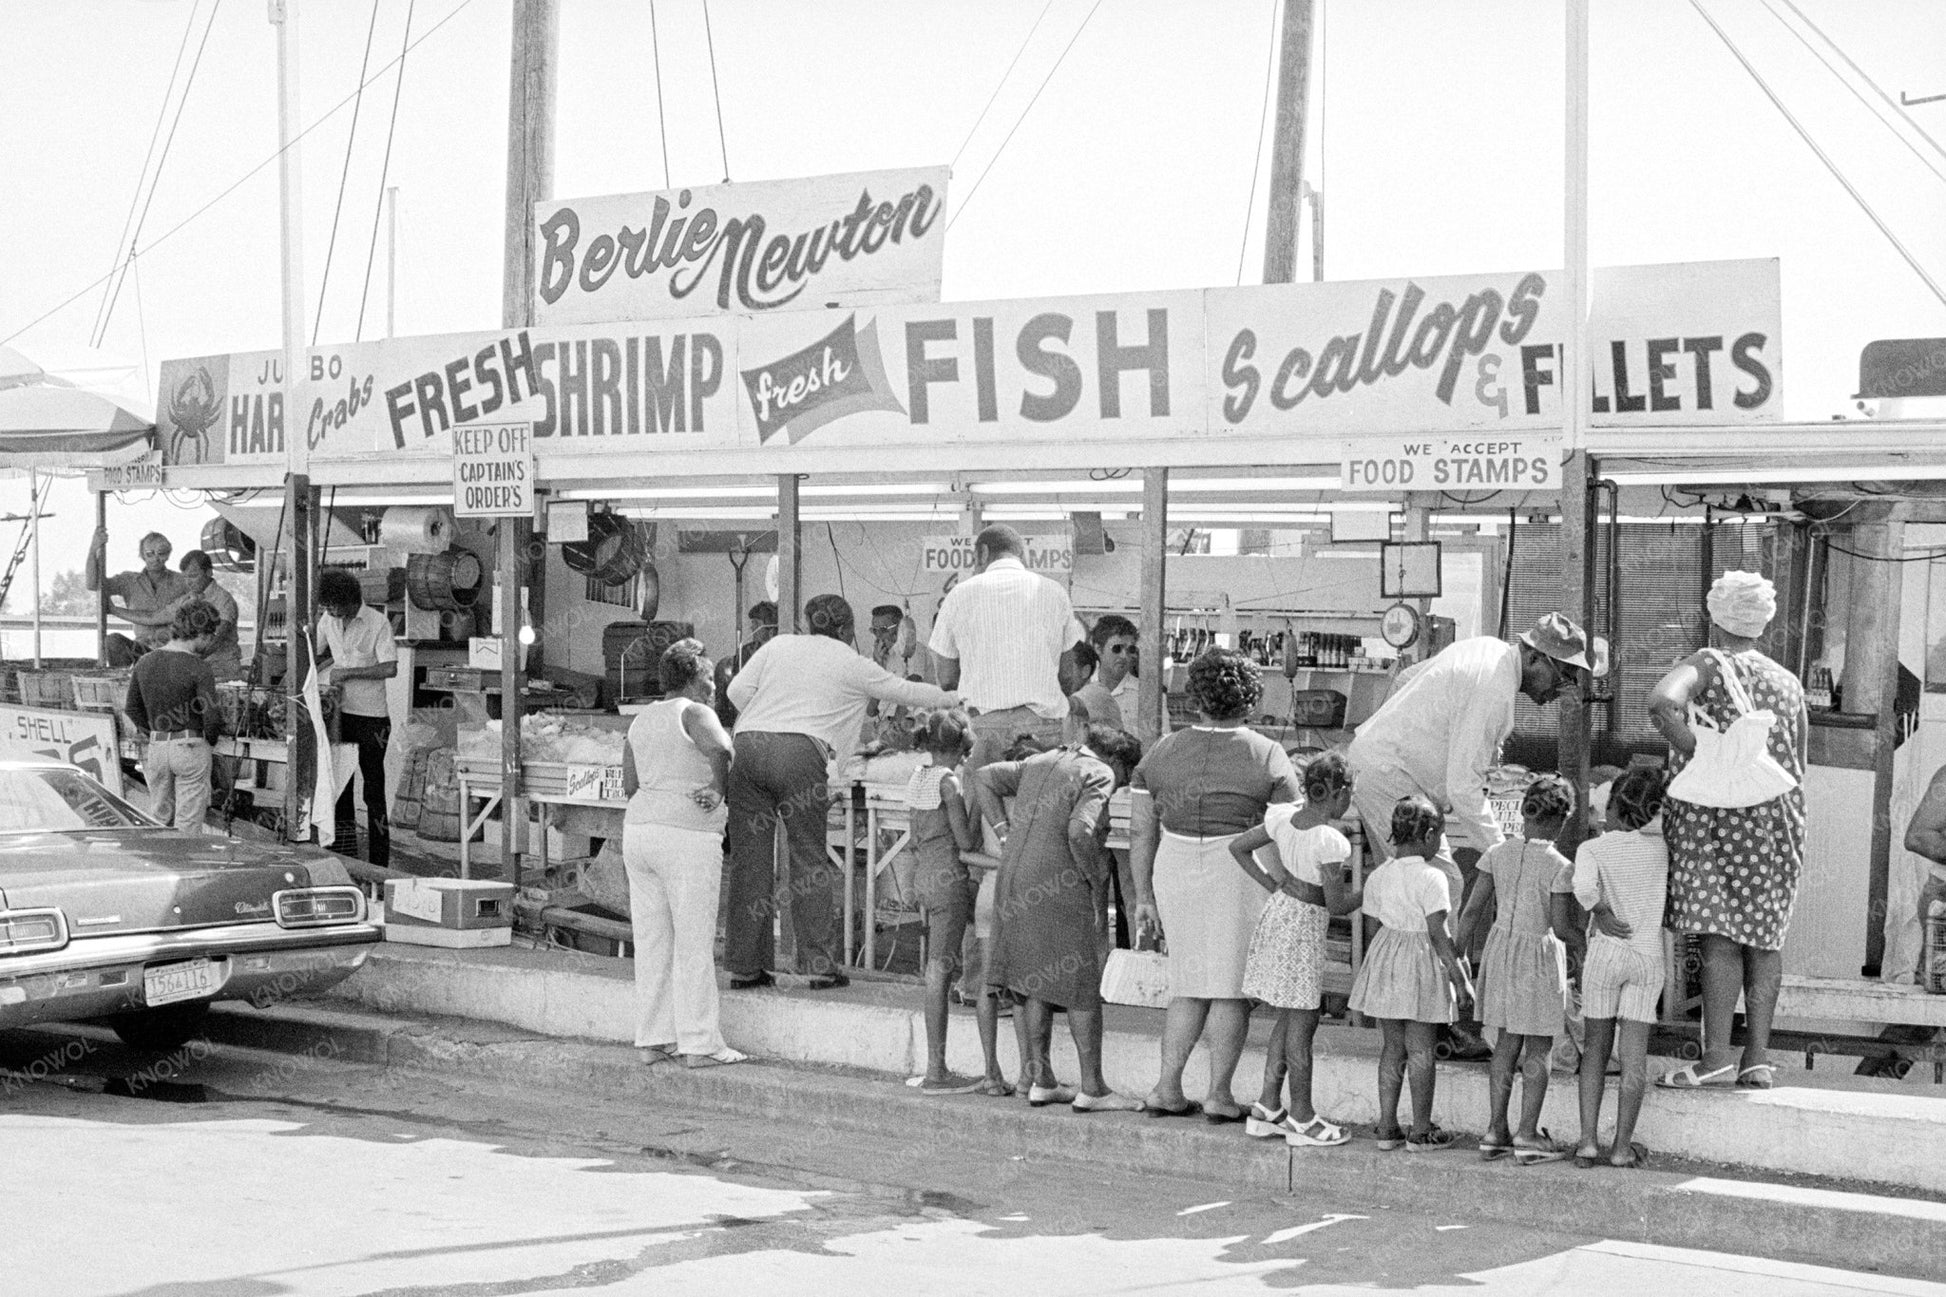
top-left (316, 567), bottom-right (398, 866)
top-left (722, 594), bottom-right (955, 989)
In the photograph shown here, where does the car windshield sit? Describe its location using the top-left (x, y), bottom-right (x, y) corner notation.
top-left (0, 768), bottom-right (153, 832)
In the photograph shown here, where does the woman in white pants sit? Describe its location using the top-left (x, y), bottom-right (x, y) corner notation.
top-left (622, 638), bottom-right (743, 1067)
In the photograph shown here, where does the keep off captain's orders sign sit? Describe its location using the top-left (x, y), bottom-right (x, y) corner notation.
top-left (453, 421), bottom-right (534, 517)
top-left (533, 168), bottom-right (950, 325)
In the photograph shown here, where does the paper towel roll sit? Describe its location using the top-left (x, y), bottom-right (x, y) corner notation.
top-left (379, 506), bottom-right (453, 554)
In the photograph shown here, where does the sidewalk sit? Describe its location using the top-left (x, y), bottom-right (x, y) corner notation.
top-left (188, 993), bottom-right (1946, 1280)
top-left (318, 942), bottom-right (1946, 1200)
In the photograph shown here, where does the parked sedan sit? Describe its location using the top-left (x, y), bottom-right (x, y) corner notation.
top-left (0, 758), bottom-right (380, 1051)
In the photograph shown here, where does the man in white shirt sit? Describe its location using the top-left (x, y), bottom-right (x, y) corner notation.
top-left (928, 525), bottom-right (1086, 770)
top-left (724, 593), bottom-right (956, 989)
top-left (87, 528), bottom-right (191, 665)
top-left (316, 567), bottom-right (400, 866)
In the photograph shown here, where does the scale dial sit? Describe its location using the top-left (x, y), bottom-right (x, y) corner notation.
top-left (1380, 602), bottom-right (1422, 650)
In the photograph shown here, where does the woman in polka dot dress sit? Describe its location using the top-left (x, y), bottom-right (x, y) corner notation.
top-left (1648, 570), bottom-right (1807, 1092)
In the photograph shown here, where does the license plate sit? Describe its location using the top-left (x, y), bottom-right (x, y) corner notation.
top-left (143, 958), bottom-right (222, 1007)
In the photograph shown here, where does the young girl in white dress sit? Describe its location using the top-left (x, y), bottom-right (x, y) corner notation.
top-left (1348, 796), bottom-right (1475, 1151)
top-left (1455, 773), bottom-right (1577, 1164)
top-left (1230, 751), bottom-right (1360, 1147)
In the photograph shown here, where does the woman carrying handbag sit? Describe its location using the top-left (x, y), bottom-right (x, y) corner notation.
top-left (1647, 570), bottom-right (1807, 1092)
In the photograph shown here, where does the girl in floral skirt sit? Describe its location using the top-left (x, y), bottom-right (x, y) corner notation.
top-left (1230, 751), bottom-right (1361, 1147)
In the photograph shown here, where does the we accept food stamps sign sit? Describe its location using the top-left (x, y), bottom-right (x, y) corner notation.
top-left (153, 251), bottom-right (1779, 480)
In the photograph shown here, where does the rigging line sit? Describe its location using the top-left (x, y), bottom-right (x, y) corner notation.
top-left (357, 0), bottom-right (418, 343)
top-left (1235, 0), bottom-right (1281, 287)
top-left (1762, 0), bottom-right (1946, 187)
top-left (92, 0), bottom-right (201, 347)
top-left (131, 254), bottom-right (153, 402)
top-left (950, 0), bottom-right (1056, 171)
top-left (650, 0), bottom-right (672, 189)
top-left (2, 0), bottom-right (479, 350)
top-left (96, 0), bottom-right (225, 349)
top-left (947, 0), bottom-right (1105, 234)
top-left (314, 0), bottom-right (386, 346)
top-left (1688, 0), bottom-right (1946, 312)
top-left (701, 0), bottom-right (730, 179)
top-left (1780, 0), bottom-right (1946, 162)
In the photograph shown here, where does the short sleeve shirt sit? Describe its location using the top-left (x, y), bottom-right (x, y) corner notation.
top-left (1361, 855), bottom-right (1453, 933)
top-left (1478, 837), bottom-right (1573, 938)
top-left (106, 569), bottom-right (191, 646)
top-left (164, 582), bottom-right (241, 664)
top-left (318, 605), bottom-right (398, 717)
top-left (927, 558), bottom-right (1085, 717)
top-left (1132, 726), bottom-right (1300, 837)
top-left (1262, 805), bottom-right (1352, 886)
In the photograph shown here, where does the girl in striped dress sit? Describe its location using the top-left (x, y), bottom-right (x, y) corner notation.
top-left (1348, 796), bottom-right (1475, 1151)
top-left (1456, 774), bottom-right (1577, 1164)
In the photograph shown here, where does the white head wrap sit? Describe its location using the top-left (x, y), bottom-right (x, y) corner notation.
top-left (1707, 569), bottom-right (1777, 638)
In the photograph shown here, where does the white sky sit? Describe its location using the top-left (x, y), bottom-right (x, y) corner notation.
top-left (2, 0), bottom-right (1943, 588)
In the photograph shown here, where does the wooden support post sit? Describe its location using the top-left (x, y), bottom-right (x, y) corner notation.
top-left (284, 473), bottom-right (313, 842)
top-left (1260, 0), bottom-right (1314, 285)
top-left (499, 520), bottom-right (522, 885)
top-left (1402, 492), bottom-right (1434, 664)
top-left (94, 491), bottom-right (108, 668)
top-left (1844, 507), bottom-right (1908, 974)
top-left (1559, 0), bottom-right (1592, 846)
top-left (1138, 469), bottom-right (1168, 744)
top-left (777, 475), bottom-right (802, 632)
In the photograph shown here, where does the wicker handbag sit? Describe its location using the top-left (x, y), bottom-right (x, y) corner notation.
top-left (1666, 650), bottom-right (1797, 809)
top-left (1100, 929), bottom-right (1171, 1009)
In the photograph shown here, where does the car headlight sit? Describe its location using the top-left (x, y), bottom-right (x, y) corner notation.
top-left (0, 908), bottom-right (69, 954)
top-left (272, 886), bottom-right (367, 928)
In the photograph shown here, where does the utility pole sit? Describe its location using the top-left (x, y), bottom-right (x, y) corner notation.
top-left (272, 0), bottom-right (314, 845)
top-left (1260, 0), bottom-right (1314, 285)
top-left (1559, 0), bottom-right (1594, 846)
top-left (498, 0), bottom-right (558, 884)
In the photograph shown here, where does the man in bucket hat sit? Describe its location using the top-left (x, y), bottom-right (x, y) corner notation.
top-left (1347, 613), bottom-right (1591, 1057)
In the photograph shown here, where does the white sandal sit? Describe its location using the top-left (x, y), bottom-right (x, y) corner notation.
top-left (1282, 1114), bottom-right (1350, 1147)
top-left (684, 1047), bottom-right (750, 1069)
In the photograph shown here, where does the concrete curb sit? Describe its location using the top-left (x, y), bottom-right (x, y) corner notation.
top-left (193, 999), bottom-right (1946, 1281)
top-left (320, 944), bottom-right (1946, 1197)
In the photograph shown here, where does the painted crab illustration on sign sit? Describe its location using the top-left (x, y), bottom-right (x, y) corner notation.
top-left (165, 366), bottom-right (222, 464)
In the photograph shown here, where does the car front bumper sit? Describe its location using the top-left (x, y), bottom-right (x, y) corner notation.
top-left (0, 921), bottom-right (381, 1029)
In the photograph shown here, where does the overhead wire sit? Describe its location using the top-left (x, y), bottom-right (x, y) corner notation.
top-left (2, 0), bottom-right (481, 350)
top-left (314, 0), bottom-right (386, 346)
top-left (357, 0), bottom-right (418, 342)
top-left (95, 0), bottom-right (224, 349)
top-left (701, 0), bottom-right (730, 180)
top-left (1761, 0), bottom-right (1946, 187)
top-left (1779, 0), bottom-right (1946, 162)
top-left (948, 0), bottom-right (1106, 234)
top-left (650, 0), bottom-right (672, 188)
top-left (950, 0), bottom-right (1056, 171)
top-left (1687, 0), bottom-right (1946, 311)
top-left (92, 0), bottom-right (201, 347)
top-left (1235, 0), bottom-right (1281, 286)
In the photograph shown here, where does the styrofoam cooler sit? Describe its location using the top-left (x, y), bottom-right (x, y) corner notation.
top-left (381, 878), bottom-right (515, 948)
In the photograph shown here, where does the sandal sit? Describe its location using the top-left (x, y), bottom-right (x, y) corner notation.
top-left (683, 1047), bottom-right (750, 1069)
top-left (1573, 1145), bottom-right (1602, 1169)
top-left (1406, 1125), bottom-right (1457, 1153)
top-left (1283, 1115), bottom-right (1350, 1147)
top-left (1655, 1061), bottom-right (1737, 1090)
top-left (1609, 1140), bottom-right (1650, 1169)
top-left (1513, 1131), bottom-right (1568, 1166)
top-left (1028, 1082), bottom-right (1077, 1107)
top-left (1143, 1099), bottom-right (1203, 1119)
top-left (1374, 1126), bottom-right (1408, 1151)
top-left (1203, 1104), bottom-right (1247, 1126)
top-left (974, 1078), bottom-right (1016, 1098)
top-left (1737, 1063), bottom-right (1776, 1090)
top-left (1245, 1104), bottom-right (1288, 1139)
top-left (919, 1073), bottom-right (983, 1095)
top-left (637, 1044), bottom-right (676, 1066)
top-left (1479, 1135), bottom-right (1515, 1161)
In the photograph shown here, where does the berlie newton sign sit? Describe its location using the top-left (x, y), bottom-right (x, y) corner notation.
top-left (531, 167), bottom-right (950, 326)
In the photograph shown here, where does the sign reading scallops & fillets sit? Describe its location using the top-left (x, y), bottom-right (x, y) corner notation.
top-left (532, 168), bottom-right (950, 325)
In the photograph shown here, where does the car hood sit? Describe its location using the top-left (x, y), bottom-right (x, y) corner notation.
top-left (0, 829), bottom-right (352, 937)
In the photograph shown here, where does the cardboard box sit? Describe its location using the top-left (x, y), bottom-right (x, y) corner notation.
top-left (382, 878), bottom-right (515, 934)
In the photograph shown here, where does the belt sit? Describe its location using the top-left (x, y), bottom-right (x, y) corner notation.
top-left (149, 730), bottom-right (201, 742)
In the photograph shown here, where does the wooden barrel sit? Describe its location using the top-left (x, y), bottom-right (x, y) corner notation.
top-left (562, 512), bottom-right (648, 585)
top-left (405, 548), bottom-right (485, 611)
top-left (201, 517), bottom-right (257, 572)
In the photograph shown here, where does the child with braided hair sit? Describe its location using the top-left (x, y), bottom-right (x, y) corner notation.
top-left (1456, 773), bottom-right (1578, 1164)
top-left (1348, 796), bottom-right (1475, 1151)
